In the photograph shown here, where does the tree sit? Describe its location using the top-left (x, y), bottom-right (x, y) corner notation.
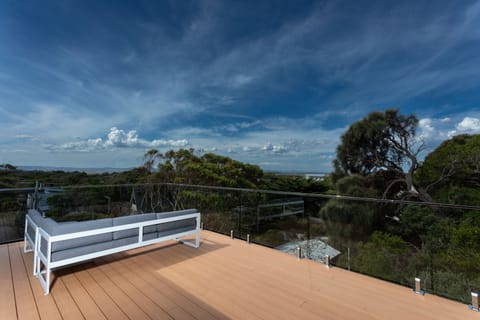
top-left (143, 149), bottom-right (159, 174)
top-left (259, 173), bottom-right (330, 194)
top-left (352, 231), bottom-right (415, 284)
top-left (333, 109), bottom-right (431, 201)
top-left (416, 134), bottom-right (480, 204)
top-left (320, 174), bottom-right (385, 242)
top-left (142, 148), bottom-right (264, 188)
top-left (0, 163), bottom-right (17, 171)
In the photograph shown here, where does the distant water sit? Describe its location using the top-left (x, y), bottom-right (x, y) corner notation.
top-left (18, 165), bottom-right (132, 173)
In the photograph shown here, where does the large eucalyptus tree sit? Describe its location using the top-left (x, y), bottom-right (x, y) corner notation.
top-left (333, 109), bottom-right (432, 201)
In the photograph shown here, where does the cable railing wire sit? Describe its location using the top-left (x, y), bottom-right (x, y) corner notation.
top-left (2, 182), bottom-right (478, 211)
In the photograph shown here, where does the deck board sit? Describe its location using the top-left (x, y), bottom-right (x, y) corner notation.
top-left (60, 271), bottom-right (107, 320)
top-left (165, 239), bottom-right (369, 320)
top-left (100, 253), bottom-right (202, 320)
top-left (19, 244), bottom-right (63, 320)
top-left (8, 243), bottom-right (40, 320)
top-left (116, 245), bottom-right (241, 320)
top-left (86, 260), bottom-right (152, 320)
top-left (50, 270), bottom-right (85, 320)
top-left (73, 264), bottom-right (130, 320)
top-left (1, 231), bottom-right (477, 320)
top-left (0, 244), bottom-right (17, 320)
top-left (157, 245), bottom-right (316, 319)
top-left (94, 254), bottom-right (174, 320)
top-left (156, 237), bottom-right (351, 319)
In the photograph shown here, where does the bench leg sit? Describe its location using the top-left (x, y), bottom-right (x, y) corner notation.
top-left (178, 229), bottom-right (201, 248)
top-left (33, 251), bottom-right (38, 276)
top-left (24, 239), bottom-right (33, 253)
top-left (33, 230), bottom-right (40, 276)
top-left (195, 229), bottom-right (200, 248)
top-left (45, 268), bottom-right (51, 295)
top-left (37, 267), bottom-right (51, 295)
top-left (23, 233), bottom-right (28, 252)
top-left (195, 216), bottom-right (201, 248)
top-left (24, 219), bottom-right (33, 253)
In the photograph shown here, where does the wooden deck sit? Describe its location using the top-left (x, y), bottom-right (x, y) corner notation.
top-left (0, 231), bottom-right (477, 320)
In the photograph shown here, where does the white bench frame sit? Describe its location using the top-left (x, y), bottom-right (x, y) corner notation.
top-left (24, 212), bottom-right (200, 294)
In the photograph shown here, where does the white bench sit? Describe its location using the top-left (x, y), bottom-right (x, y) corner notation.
top-left (24, 209), bottom-right (201, 294)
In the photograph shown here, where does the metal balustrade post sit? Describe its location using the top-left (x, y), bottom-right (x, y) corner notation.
top-left (347, 247), bottom-right (350, 271)
top-left (413, 278), bottom-right (425, 295)
top-left (469, 292), bottom-right (479, 312)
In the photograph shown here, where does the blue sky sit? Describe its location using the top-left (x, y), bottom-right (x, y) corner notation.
top-left (1, 0), bottom-right (480, 172)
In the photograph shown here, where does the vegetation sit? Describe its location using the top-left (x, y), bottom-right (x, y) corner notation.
top-left (1, 112), bottom-right (479, 302)
top-left (142, 148), bottom-right (264, 188)
top-left (416, 134), bottom-right (480, 205)
top-left (0, 163), bottom-right (17, 171)
top-left (0, 150), bottom-right (328, 242)
top-left (333, 109), bottom-right (432, 201)
top-left (327, 109), bottom-right (480, 301)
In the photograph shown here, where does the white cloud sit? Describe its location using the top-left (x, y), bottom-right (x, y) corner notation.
top-left (416, 116), bottom-right (480, 144)
top-left (48, 127), bottom-right (189, 152)
top-left (218, 120), bottom-right (263, 133)
top-left (151, 139), bottom-right (188, 147)
top-left (447, 130), bottom-right (457, 138)
top-left (448, 116), bottom-right (480, 137)
top-left (105, 127), bottom-right (140, 147)
top-left (456, 117), bottom-right (480, 131)
top-left (262, 142), bottom-right (287, 154)
top-left (174, 116), bottom-right (343, 171)
top-left (56, 139), bottom-right (105, 152)
top-left (418, 118), bottom-right (435, 139)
